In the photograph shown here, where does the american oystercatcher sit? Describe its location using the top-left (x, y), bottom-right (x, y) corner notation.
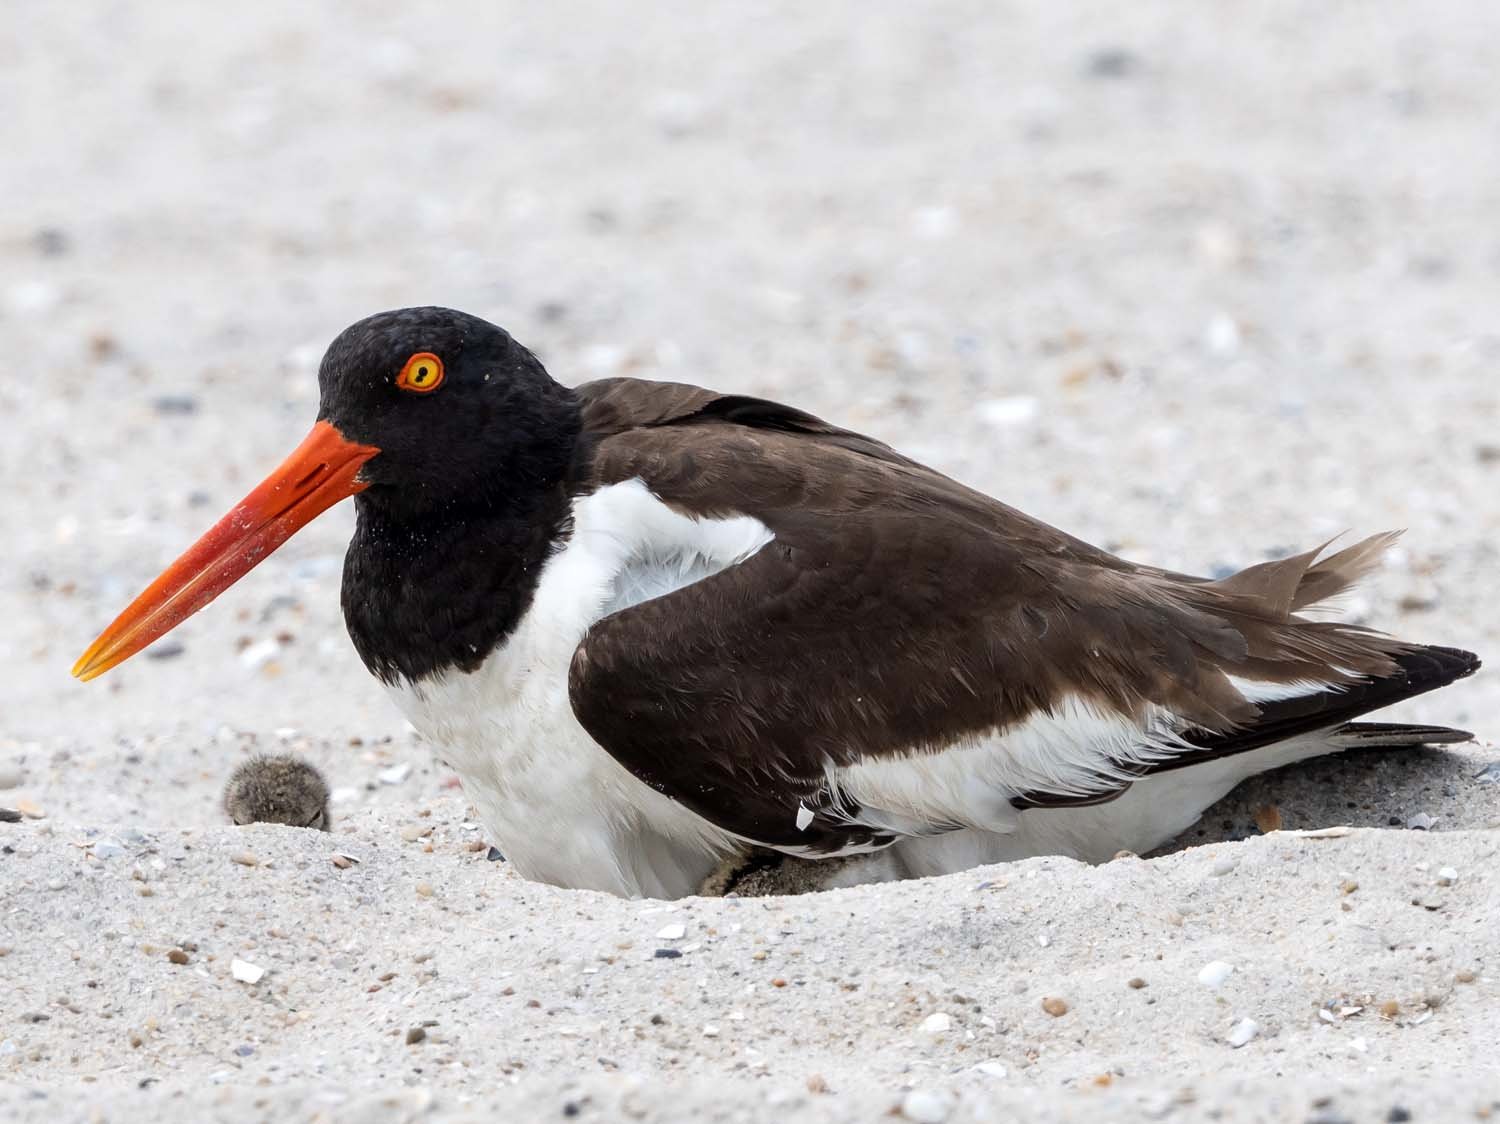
top-left (74, 307), bottom-right (1481, 897)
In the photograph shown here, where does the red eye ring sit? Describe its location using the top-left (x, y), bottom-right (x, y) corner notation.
top-left (396, 352), bottom-right (444, 393)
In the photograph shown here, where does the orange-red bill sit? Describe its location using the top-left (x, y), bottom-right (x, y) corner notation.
top-left (72, 421), bottom-right (379, 682)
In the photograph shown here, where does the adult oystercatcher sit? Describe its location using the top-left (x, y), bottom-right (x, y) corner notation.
top-left (74, 307), bottom-right (1480, 898)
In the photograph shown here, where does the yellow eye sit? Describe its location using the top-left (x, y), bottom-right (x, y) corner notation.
top-left (396, 352), bottom-right (445, 393)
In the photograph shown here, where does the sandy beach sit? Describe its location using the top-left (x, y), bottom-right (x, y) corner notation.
top-left (4, 2), bottom-right (1498, 1119)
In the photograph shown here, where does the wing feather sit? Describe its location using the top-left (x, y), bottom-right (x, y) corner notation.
top-left (564, 379), bottom-right (1475, 853)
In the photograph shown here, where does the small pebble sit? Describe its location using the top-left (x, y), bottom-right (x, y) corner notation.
top-left (15, 800), bottom-right (45, 820)
top-left (405, 1027), bottom-right (426, 1045)
top-left (45, 878), bottom-right (66, 892)
top-left (652, 949), bottom-right (681, 960)
top-left (34, 227), bottom-right (69, 256)
top-left (1211, 856), bottom-right (1238, 877)
top-left (1407, 812), bottom-right (1436, 831)
top-left (974, 1061), bottom-right (1008, 1078)
top-left (486, 846), bottom-right (505, 861)
top-left (900, 1088), bottom-right (954, 1124)
top-left (1379, 1000), bottom-right (1400, 1019)
top-left (230, 959), bottom-right (265, 984)
top-left (1085, 46), bottom-right (1139, 78)
top-left (976, 396), bottom-right (1039, 428)
top-left (1226, 1018), bottom-right (1259, 1048)
top-left (238, 639), bottom-right (280, 671)
top-left (919, 1012), bottom-right (952, 1035)
top-left (1474, 761), bottom-right (1500, 784)
top-left (234, 1044), bottom-right (254, 1057)
top-left (399, 825), bottom-right (428, 843)
top-left (167, 949), bottom-right (190, 966)
top-left (1205, 314), bottom-right (1241, 356)
top-left (701, 1024), bottom-right (719, 1038)
top-left (0, 808), bottom-right (21, 823)
top-left (1041, 997), bottom-right (1068, 1017)
top-left (378, 763), bottom-right (412, 785)
top-left (806, 1074), bottom-right (829, 1094)
top-left (91, 838), bottom-right (126, 860)
top-left (151, 394), bottom-right (199, 416)
top-left (414, 882), bottom-right (434, 898)
top-left (1253, 804), bottom-right (1283, 833)
top-left (1197, 961), bottom-right (1235, 989)
top-left (231, 852), bottom-right (259, 867)
top-left (1436, 866), bottom-right (1458, 886)
top-left (330, 854), bottom-right (356, 869)
top-left (1455, 969), bottom-right (1476, 984)
top-left (655, 923), bottom-right (686, 941)
top-left (1127, 978), bottom-right (1147, 989)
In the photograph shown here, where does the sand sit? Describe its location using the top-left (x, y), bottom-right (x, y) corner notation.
top-left (3, 1), bottom-right (1499, 1119)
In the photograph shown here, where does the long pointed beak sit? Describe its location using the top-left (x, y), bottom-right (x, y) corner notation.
top-left (72, 421), bottom-right (380, 682)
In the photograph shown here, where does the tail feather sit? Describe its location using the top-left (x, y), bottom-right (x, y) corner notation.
top-left (1291, 530), bottom-right (1404, 612)
top-left (1205, 531), bottom-right (1402, 620)
top-left (1328, 721), bottom-right (1474, 748)
top-left (1180, 644), bottom-right (1480, 759)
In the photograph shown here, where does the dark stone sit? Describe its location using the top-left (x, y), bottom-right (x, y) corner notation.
top-left (1085, 48), bottom-right (1140, 78)
top-left (151, 395), bottom-right (199, 416)
top-left (34, 228), bottom-right (69, 256)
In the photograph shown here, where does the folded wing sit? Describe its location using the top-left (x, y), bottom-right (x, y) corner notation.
top-left (566, 379), bottom-right (1479, 854)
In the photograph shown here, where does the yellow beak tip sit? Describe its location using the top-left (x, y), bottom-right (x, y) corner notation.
top-left (71, 650), bottom-right (104, 681)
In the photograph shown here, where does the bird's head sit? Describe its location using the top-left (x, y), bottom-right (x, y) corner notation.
top-left (72, 307), bottom-right (579, 681)
top-left (319, 307), bottom-right (579, 517)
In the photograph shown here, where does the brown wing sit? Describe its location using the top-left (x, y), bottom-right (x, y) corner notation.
top-left (565, 379), bottom-right (1473, 852)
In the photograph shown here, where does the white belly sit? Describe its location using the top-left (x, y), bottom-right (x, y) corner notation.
top-left (384, 479), bottom-right (772, 898)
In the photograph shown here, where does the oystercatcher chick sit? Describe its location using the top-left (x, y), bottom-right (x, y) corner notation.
top-left (224, 753), bottom-right (331, 830)
top-left (74, 307), bottom-right (1481, 898)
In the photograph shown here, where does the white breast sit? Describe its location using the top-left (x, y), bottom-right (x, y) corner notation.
top-left (384, 479), bottom-right (773, 898)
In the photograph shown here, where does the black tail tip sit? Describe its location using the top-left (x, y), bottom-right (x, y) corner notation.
top-left (1398, 645), bottom-right (1482, 688)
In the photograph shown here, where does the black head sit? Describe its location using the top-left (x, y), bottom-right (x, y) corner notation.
top-left (318, 307), bottom-right (581, 519)
top-left (72, 306), bottom-right (585, 685)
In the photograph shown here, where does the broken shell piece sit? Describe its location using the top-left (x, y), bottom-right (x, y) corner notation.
top-left (231, 958), bottom-right (266, 984)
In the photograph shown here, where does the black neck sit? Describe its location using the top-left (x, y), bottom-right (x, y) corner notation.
top-left (342, 485), bottom-right (575, 684)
